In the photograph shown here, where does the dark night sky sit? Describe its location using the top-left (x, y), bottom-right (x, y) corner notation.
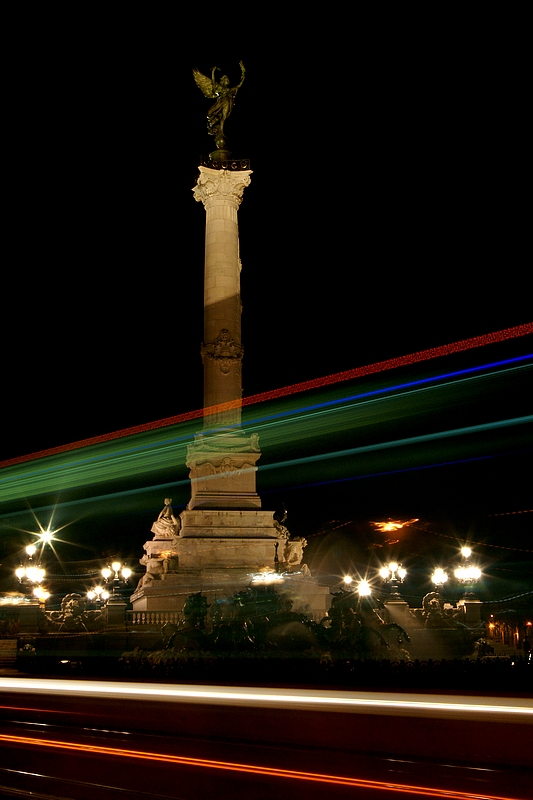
top-left (5, 36), bottom-right (530, 458)
top-left (2, 19), bottom-right (532, 591)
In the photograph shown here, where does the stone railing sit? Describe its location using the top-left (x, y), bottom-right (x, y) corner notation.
top-left (127, 611), bottom-right (182, 628)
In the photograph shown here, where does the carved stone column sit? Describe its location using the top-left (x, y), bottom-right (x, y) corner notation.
top-left (193, 166), bottom-right (252, 429)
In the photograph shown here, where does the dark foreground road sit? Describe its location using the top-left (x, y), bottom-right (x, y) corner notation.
top-left (0, 678), bottom-right (532, 799)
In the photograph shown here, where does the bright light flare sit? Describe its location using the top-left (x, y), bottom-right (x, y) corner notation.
top-left (25, 566), bottom-right (45, 583)
top-left (372, 518), bottom-right (419, 532)
top-left (357, 580), bottom-right (372, 597)
top-left (432, 568), bottom-right (448, 586)
top-left (461, 546), bottom-right (472, 559)
top-left (251, 571), bottom-right (284, 584)
top-left (455, 566), bottom-right (482, 582)
top-left (380, 563), bottom-right (406, 581)
top-left (33, 586), bottom-right (50, 603)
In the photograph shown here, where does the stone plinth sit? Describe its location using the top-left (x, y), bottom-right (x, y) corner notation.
top-left (106, 597), bottom-right (127, 628)
top-left (384, 598), bottom-right (411, 623)
top-left (463, 598), bottom-right (482, 625)
top-left (178, 509), bottom-right (284, 570)
top-left (186, 430), bottom-right (262, 510)
top-left (17, 601), bottom-right (42, 632)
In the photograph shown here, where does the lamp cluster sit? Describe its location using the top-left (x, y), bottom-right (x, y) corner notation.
top-left (87, 561), bottom-right (131, 604)
top-left (340, 546), bottom-right (482, 600)
top-left (15, 545), bottom-right (50, 605)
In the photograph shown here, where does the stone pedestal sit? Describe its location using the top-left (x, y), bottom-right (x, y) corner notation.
top-left (17, 601), bottom-right (42, 632)
top-left (384, 598), bottom-right (411, 624)
top-left (106, 597), bottom-right (127, 628)
top-left (186, 430), bottom-right (261, 510)
top-left (463, 598), bottom-right (482, 625)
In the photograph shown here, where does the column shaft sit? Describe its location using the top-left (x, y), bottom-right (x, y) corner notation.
top-left (193, 166), bottom-right (252, 428)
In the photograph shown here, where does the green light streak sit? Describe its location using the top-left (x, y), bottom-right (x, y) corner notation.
top-left (0, 361), bottom-right (530, 507)
top-left (257, 415), bottom-right (533, 473)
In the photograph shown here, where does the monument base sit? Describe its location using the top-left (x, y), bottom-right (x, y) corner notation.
top-left (131, 567), bottom-right (330, 621)
top-left (131, 499), bottom-right (331, 623)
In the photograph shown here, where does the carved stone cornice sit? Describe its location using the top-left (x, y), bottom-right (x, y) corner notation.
top-left (199, 156), bottom-right (251, 171)
top-left (189, 431), bottom-right (260, 455)
top-left (201, 328), bottom-right (243, 374)
top-left (193, 166), bottom-right (252, 208)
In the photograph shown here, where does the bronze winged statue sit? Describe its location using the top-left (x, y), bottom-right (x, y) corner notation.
top-left (193, 61), bottom-right (245, 153)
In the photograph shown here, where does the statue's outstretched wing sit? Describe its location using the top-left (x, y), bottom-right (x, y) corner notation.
top-left (193, 68), bottom-right (215, 98)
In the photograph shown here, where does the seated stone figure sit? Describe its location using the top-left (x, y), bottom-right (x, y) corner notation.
top-left (138, 555), bottom-right (165, 587)
top-left (151, 498), bottom-right (180, 539)
top-left (283, 537), bottom-right (310, 574)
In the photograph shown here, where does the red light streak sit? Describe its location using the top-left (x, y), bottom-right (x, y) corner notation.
top-left (1, 322), bottom-right (531, 469)
top-left (0, 733), bottom-right (522, 799)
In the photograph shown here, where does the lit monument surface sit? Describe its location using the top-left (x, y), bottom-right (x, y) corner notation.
top-left (131, 65), bottom-right (329, 618)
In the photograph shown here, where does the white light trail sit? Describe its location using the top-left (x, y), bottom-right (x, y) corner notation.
top-left (1, 679), bottom-right (532, 722)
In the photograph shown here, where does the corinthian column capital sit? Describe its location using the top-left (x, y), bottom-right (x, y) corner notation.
top-left (193, 166), bottom-right (252, 209)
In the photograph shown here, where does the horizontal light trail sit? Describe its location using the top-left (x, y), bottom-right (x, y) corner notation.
top-left (2, 679), bottom-right (532, 720)
top-left (0, 452), bottom-right (510, 526)
top-left (238, 354), bottom-right (533, 430)
top-left (243, 323), bottom-right (533, 407)
top-left (0, 449), bottom-right (525, 530)
top-left (260, 453), bottom-right (501, 495)
top-left (256, 415), bottom-right (532, 474)
top-left (5, 354), bottom-right (528, 483)
top-left (2, 322), bottom-right (531, 468)
top-left (0, 735), bottom-right (520, 798)
top-left (0, 356), bottom-right (530, 507)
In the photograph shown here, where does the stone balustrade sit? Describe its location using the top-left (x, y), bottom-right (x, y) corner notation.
top-left (127, 610), bottom-right (182, 628)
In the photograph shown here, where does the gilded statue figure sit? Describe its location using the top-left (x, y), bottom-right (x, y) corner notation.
top-left (193, 62), bottom-right (245, 151)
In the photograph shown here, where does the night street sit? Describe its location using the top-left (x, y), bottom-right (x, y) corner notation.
top-left (1, 678), bottom-right (532, 799)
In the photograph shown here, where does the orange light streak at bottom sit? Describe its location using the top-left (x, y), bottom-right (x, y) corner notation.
top-left (0, 733), bottom-right (521, 800)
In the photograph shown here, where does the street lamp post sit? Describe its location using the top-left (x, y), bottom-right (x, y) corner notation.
top-left (379, 562), bottom-right (407, 600)
top-left (100, 561), bottom-right (131, 627)
top-left (101, 561), bottom-right (132, 598)
top-left (379, 561), bottom-right (409, 621)
top-left (431, 568), bottom-right (448, 590)
top-left (14, 545), bottom-right (50, 631)
top-left (454, 548), bottom-right (482, 597)
top-left (87, 585), bottom-right (110, 607)
top-left (454, 547), bottom-right (482, 624)
top-left (15, 545), bottom-right (46, 598)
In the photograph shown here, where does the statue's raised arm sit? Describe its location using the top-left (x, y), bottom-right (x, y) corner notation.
top-left (193, 62), bottom-right (245, 154)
